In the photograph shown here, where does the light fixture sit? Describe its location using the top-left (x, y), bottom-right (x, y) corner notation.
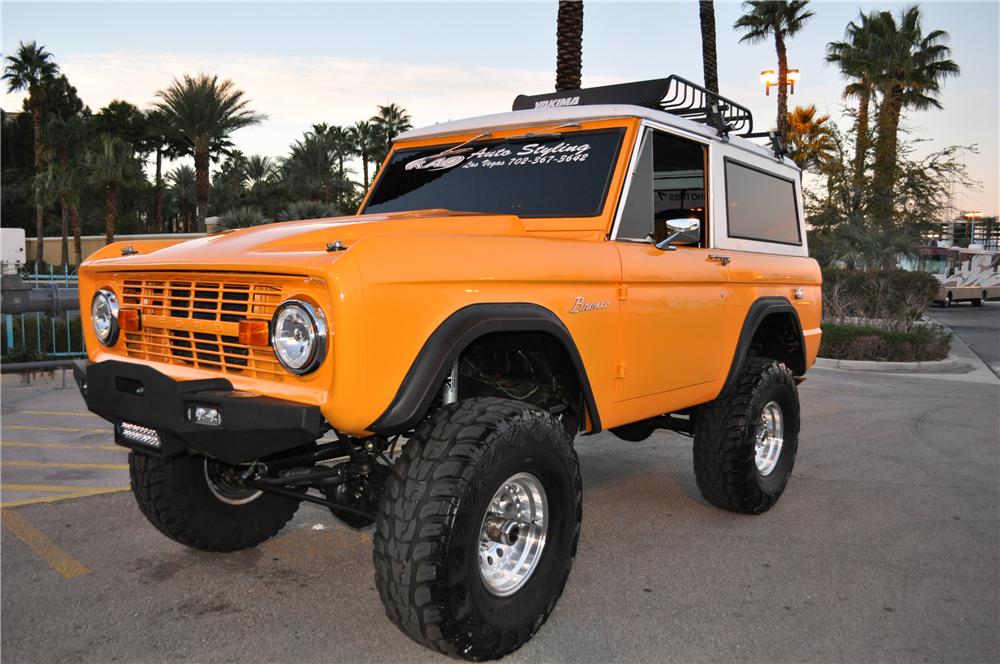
top-left (187, 405), bottom-right (222, 427)
top-left (91, 289), bottom-right (120, 346)
top-left (270, 299), bottom-right (328, 375)
top-left (760, 68), bottom-right (799, 95)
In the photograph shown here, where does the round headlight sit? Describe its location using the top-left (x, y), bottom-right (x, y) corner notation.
top-left (270, 300), bottom-right (327, 375)
top-left (91, 289), bottom-right (120, 346)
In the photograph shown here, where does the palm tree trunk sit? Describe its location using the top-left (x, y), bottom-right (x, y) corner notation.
top-left (154, 147), bottom-right (164, 233)
top-left (362, 154), bottom-right (370, 190)
top-left (59, 198), bottom-right (69, 271)
top-left (775, 29), bottom-right (790, 139)
top-left (70, 205), bottom-right (82, 266)
top-left (31, 104), bottom-right (45, 267)
top-left (850, 87), bottom-right (871, 209)
top-left (194, 148), bottom-right (210, 232)
top-left (871, 86), bottom-right (904, 227)
top-left (699, 1), bottom-right (719, 94)
top-left (555, 0), bottom-right (584, 91)
top-left (105, 185), bottom-right (118, 244)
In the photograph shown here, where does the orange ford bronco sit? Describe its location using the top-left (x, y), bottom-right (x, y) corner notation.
top-left (75, 76), bottom-right (821, 660)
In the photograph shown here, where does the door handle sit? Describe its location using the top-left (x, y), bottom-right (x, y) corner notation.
top-left (707, 254), bottom-right (731, 266)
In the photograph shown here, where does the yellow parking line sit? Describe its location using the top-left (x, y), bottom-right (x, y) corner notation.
top-left (1, 508), bottom-right (89, 578)
top-left (1, 483), bottom-right (125, 493)
top-left (0, 487), bottom-right (128, 509)
top-left (16, 410), bottom-right (99, 418)
top-left (3, 424), bottom-right (108, 433)
top-left (1, 460), bottom-right (128, 470)
top-left (1, 441), bottom-right (121, 452)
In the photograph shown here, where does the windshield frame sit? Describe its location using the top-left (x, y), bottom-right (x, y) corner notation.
top-left (358, 125), bottom-right (628, 219)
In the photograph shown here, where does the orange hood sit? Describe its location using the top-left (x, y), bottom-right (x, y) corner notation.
top-left (82, 210), bottom-right (527, 273)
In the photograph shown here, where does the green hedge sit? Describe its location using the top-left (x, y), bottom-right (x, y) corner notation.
top-left (819, 323), bottom-right (950, 362)
top-left (822, 268), bottom-right (940, 331)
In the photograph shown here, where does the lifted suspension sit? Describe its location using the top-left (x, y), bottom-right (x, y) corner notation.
top-left (239, 434), bottom-right (398, 528)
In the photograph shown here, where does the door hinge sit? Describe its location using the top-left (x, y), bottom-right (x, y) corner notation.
top-left (618, 284), bottom-right (628, 301)
top-left (616, 362), bottom-right (627, 379)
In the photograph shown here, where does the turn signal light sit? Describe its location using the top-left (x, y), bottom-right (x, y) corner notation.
top-left (239, 320), bottom-right (270, 347)
top-left (119, 309), bottom-right (141, 331)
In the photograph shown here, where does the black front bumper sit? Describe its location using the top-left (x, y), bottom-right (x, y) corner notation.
top-left (74, 360), bottom-right (324, 464)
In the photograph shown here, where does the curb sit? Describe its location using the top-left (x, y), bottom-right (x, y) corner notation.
top-left (814, 354), bottom-right (972, 373)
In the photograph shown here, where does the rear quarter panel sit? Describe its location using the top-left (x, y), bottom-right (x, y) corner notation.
top-left (727, 252), bottom-right (823, 371)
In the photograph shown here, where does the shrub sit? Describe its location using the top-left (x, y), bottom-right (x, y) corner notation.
top-left (219, 206), bottom-right (268, 230)
top-left (822, 268), bottom-right (939, 332)
top-left (819, 323), bottom-right (950, 362)
top-left (276, 200), bottom-right (340, 221)
top-left (1, 313), bottom-right (84, 365)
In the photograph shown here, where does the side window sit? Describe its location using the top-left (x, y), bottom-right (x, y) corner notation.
top-left (617, 129), bottom-right (707, 245)
top-left (724, 159), bottom-right (801, 245)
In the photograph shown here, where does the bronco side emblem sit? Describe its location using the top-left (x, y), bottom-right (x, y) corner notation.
top-left (569, 296), bottom-right (610, 313)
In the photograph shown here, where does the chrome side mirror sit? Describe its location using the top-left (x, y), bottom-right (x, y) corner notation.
top-left (655, 217), bottom-right (701, 251)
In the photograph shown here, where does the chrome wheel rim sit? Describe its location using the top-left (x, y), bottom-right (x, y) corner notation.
top-left (478, 472), bottom-right (548, 597)
top-left (754, 401), bottom-right (784, 476)
top-left (204, 459), bottom-right (263, 506)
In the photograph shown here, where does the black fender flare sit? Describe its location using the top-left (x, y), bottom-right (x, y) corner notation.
top-left (720, 296), bottom-right (806, 395)
top-left (369, 302), bottom-right (601, 435)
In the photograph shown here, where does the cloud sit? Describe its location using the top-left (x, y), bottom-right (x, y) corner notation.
top-left (1, 50), bottom-right (618, 160)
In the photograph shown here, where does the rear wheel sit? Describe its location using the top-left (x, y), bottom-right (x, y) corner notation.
top-left (129, 452), bottom-right (301, 552)
top-left (693, 358), bottom-right (800, 514)
top-left (374, 397), bottom-right (582, 660)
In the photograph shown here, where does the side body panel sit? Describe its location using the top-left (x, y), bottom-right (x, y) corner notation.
top-left (333, 234), bottom-right (623, 434)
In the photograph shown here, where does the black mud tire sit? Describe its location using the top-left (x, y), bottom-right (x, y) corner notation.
top-left (373, 397), bottom-right (582, 661)
top-left (693, 357), bottom-right (800, 514)
top-left (129, 452), bottom-right (300, 552)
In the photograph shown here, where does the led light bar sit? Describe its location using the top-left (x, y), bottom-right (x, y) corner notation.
top-left (119, 422), bottom-right (161, 448)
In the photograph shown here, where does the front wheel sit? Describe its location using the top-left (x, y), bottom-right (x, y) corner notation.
top-left (373, 397), bottom-right (582, 660)
top-left (693, 358), bottom-right (800, 514)
top-left (129, 452), bottom-right (301, 552)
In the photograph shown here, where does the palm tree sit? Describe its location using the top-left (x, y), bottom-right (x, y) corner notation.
top-left (329, 125), bottom-right (356, 183)
top-left (349, 120), bottom-right (380, 190)
top-left (868, 7), bottom-right (959, 226)
top-left (734, 1), bottom-right (814, 139)
top-left (282, 135), bottom-right (351, 202)
top-left (246, 155), bottom-right (278, 189)
top-left (827, 11), bottom-right (887, 207)
top-left (785, 105), bottom-right (835, 172)
top-left (370, 103), bottom-right (413, 164)
top-left (3, 41), bottom-right (59, 266)
top-left (167, 165), bottom-right (198, 233)
top-left (144, 109), bottom-right (184, 233)
top-left (555, 0), bottom-right (584, 91)
top-left (84, 135), bottom-right (144, 244)
top-left (39, 114), bottom-right (86, 268)
top-left (153, 74), bottom-right (264, 232)
top-left (699, 1), bottom-right (720, 94)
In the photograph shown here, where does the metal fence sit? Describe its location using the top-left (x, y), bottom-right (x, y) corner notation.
top-left (2, 269), bottom-right (85, 361)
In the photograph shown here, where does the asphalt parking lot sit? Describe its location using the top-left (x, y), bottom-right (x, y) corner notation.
top-left (2, 319), bottom-right (998, 662)
top-left (927, 301), bottom-right (1000, 377)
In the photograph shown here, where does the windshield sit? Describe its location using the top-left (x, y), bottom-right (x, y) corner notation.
top-left (362, 128), bottom-right (625, 217)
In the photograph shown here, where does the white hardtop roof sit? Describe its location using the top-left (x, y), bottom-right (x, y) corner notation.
top-left (396, 103), bottom-right (798, 171)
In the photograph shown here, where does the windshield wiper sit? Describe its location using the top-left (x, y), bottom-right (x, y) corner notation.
top-left (424, 130), bottom-right (493, 159)
top-left (506, 122), bottom-right (582, 141)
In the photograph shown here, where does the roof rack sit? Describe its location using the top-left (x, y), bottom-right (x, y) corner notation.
top-left (513, 75), bottom-right (790, 157)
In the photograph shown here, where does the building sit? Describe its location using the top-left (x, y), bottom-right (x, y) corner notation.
top-left (940, 211), bottom-right (1000, 250)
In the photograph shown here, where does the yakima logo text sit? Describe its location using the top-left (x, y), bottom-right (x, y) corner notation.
top-left (534, 96), bottom-right (580, 109)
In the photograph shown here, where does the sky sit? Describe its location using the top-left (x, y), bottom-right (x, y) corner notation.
top-left (2, 0), bottom-right (998, 215)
